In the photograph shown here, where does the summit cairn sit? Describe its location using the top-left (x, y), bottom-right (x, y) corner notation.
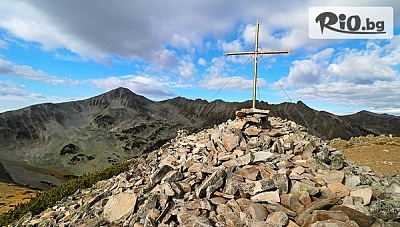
top-left (18, 113), bottom-right (400, 226)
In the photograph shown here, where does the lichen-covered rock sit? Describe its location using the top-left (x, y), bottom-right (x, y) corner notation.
top-left (370, 199), bottom-right (400, 221)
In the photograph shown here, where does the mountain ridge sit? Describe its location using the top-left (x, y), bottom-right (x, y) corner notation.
top-left (0, 87), bottom-right (399, 189)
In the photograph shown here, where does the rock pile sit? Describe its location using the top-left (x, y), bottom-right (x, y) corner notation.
top-left (15, 110), bottom-right (400, 226)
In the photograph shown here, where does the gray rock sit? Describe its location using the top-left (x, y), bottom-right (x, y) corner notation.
top-left (241, 178), bottom-right (276, 195)
top-left (251, 190), bottom-right (280, 203)
top-left (253, 151), bottom-right (275, 163)
top-left (222, 133), bottom-right (240, 152)
top-left (329, 151), bottom-right (345, 170)
top-left (272, 140), bottom-right (284, 154)
top-left (291, 181), bottom-right (320, 197)
top-left (315, 171), bottom-right (345, 184)
top-left (267, 211), bottom-right (288, 227)
top-left (249, 203), bottom-right (269, 221)
top-left (103, 192), bottom-right (137, 222)
top-left (344, 173), bottom-right (361, 189)
top-left (196, 168), bottom-right (226, 198)
top-left (310, 219), bottom-right (359, 227)
top-left (350, 185), bottom-right (373, 205)
top-left (150, 165), bottom-right (174, 185)
top-left (272, 173), bottom-right (289, 194)
top-left (280, 193), bottom-right (304, 214)
top-left (236, 153), bottom-right (255, 166)
top-left (331, 205), bottom-right (376, 227)
top-left (296, 197), bottom-right (341, 225)
top-left (370, 199), bottom-right (400, 221)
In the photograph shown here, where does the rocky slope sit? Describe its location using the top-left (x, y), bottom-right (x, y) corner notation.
top-left (14, 110), bottom-right (400, 226)
top-left (0, 87), bottom-right (399, 190)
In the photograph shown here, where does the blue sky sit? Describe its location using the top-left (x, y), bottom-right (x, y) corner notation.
top-left (0, 0), bottom-right (399, 115)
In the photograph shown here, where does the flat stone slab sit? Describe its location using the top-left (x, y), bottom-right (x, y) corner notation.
top-left (236, 108), bottom-right (270, 117)
top-left (103, 192), bottom-right (137, 222)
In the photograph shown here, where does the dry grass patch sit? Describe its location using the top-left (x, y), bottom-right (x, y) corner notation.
top-left (0, 183), bottom-right (38, 214)
top-left (330, 135), bottom-right (400, 176)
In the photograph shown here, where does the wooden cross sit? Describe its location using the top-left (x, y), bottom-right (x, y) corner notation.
top-left (224, 20), bottom-right (292, 109)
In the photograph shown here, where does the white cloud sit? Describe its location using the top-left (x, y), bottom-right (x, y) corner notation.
top-left (0, 0), bottom-right (243, 64)
top-left (310, 48), bottom-right (334, 62)
top-left (327, 43), bottom-right (398, 84)
top-left (221, 39), bottom-right (244, 52)
top-left (0, 57), bottom-right (79, 85)
top-left (0, 81), bottom-right (49, 113)
top-left (197, 58), bottom-right (207, 66)
top-left (0, 39), bottom-right (7, 49)
top-left (277, 36), bottom-right (400, 112)
top-left (0, 81), bottom-right (44, 100)
top-left (1, 0), bottom-right (397, 65)
top-left (151, 49), bottom-right (179, 69)
top-left (275, 48), bottom-right (334, 88)
top-left (199, 56), bottom-right (266, 90)
top-left (199, 75), bottom-right (265, 91)
top-left (87, 75), bottom-right (177, 99)
top-left (278, 59), bottom-right (324, 88)
top-left (295, 80), bottom-right (400, 109)
top-left (177, 56), bottom-right (197, 79)
top-left (0, 81), bottom-right (82, 113)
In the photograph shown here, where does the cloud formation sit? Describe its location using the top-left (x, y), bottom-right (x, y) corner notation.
top-left (0, 57), bottom-right (78, 85)
top-left (276, 36), bottom-right (400, 110)
top-left (0, 81), bottom-right (45, 101)
top-left (199, 56), bottom-right (266, 90)
top-left (0, 0), bottom-right (243, 64)
top-left (5, 0), bottom-right (397, 65)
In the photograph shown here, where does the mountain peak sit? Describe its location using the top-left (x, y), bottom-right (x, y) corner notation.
top-left (107, 87), bottom-right (134, 95)
top-left (93, 87), bottom-right (153, 108)
top-left (104, 87), bottom-right (137, 98)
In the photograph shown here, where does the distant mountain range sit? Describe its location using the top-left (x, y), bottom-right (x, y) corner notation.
top-left (0, 87), bottom-right (399, 189)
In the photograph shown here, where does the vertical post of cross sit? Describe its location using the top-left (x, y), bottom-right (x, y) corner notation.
top-left (224, 20), bottom-right (292, 109)
top-left (253, 20), bottom-right (260, 109)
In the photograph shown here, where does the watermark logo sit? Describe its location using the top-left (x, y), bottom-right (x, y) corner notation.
top-left (309, 7), bottom-right (393, 39)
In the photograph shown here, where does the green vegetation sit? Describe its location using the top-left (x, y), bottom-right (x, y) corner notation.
top-left (385, 199), bottom-right (400, 207)
top-left (372, 182), bottom-right (386, 191)
top-left (0, 160), bottom-right (132, 226)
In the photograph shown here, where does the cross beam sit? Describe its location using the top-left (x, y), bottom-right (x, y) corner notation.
top-left (224, 20), bottom-right (292, 109)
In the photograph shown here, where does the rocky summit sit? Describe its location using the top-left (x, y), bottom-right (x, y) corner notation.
top-left (14, 110), bottom-right (400, 226)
